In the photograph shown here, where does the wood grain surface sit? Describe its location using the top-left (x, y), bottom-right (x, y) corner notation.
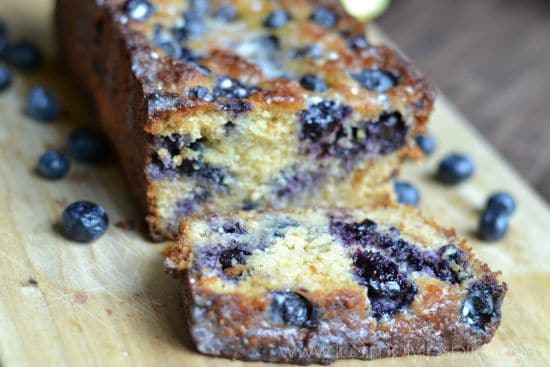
top-left (1, 1), bottom-right (550, 366)
top-left (378, 0), bottom-right (550, 201)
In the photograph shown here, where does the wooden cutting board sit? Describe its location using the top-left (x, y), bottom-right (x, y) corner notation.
top-left (1, 1), bottom-right (549, 366)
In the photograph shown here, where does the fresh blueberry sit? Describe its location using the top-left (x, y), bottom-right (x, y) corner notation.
top-left (263, 9), bottom-right (292, 29)
top-left (0, 21), bottom-right (8, 56)
top-left (219, 247), bottom-right (250, 270)
top-left (415, 134), bottom-right (437, 155)
top-left (26, 87), bottom-right (60, 122)
top-left (188, 85), bottom-right (214, 102)
top-left (61, 201), bottom-right (109, 243)
top-left (330, 218), bottom-right (377, 245)
top-left (67, 128), bottom-right (110, 164)
top-left (394, 181), bottom-right (420, 206)
top-left (37, 150), bottom-right (71, 180)
top-left (351, 68), bottom-right (399, 93)
top-left (123, 0), bottom-right (156, 21)
top-left (215, 4), bottom-right (237, 22)
top-left (299, 74), bottom-right (328, 93)
top-left (353, 250), bottom-right (416, 319)
top-left (436, 153), bottom-right (475, 184)
top-left (461, 281), bottom-right (504, 332)
top-left (299, 100), bottom-right (353, 142)
top-left (270, 291), bottom-right (318, 328)
top-left (478, 209), bottom-right (509, 242)
top-left (6, 42), bottom-right (42, 71)
top-left (347, 35), bottom-right (369, 50)
top-left (486, 192), bottom-right (516, 216)
top-left (310, 7), bottom-right (339, 28)
top-left (292, 44), bottom-right (323, 59)
top-left (0, 64), bottom-right (12, 92)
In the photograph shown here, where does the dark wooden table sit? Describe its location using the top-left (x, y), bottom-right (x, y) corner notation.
top-left (378, 0), bottom-right (550, 202)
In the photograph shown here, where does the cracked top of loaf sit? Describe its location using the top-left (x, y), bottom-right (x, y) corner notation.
top-left (100, 0), bottom-right (435, 135)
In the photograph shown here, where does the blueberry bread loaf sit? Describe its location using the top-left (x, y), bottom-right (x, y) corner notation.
top-left (56, 0), bottom-right (435, 240)
top-left (166, 207), bottom-right (507, 364)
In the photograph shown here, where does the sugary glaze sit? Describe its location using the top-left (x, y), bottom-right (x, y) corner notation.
top-left (56, 0), bottom-right (435, 239)
top-left (166, 206), bottom-right (507, 364)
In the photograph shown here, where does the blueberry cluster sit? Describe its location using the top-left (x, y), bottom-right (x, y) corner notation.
top-left (353, 250), bottom-right (417, 319)
top-left (147, 135), bottom-right (230, 194)
top-left (299, 102), bottom-right (409, 171)
top-left (461, 281), bottom-right (505, 332)
top-left (330, 216), bottom-right (475, 318)
top-left (478, 192), bottom-right (516, 241)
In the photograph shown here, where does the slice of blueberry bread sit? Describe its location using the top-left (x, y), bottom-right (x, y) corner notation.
top-left (166, 207), bottom-right (507, 364)
top-left (56, 0), bottom-right (435, 240)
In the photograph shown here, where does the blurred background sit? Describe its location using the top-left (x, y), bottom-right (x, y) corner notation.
top-left (377, 0), bottom-right (550, 201)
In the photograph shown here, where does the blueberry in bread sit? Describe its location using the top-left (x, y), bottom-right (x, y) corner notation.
top-left (166, 206), bottom-right (507, 364)
top-left (56, 0), bottom-right (435, 240)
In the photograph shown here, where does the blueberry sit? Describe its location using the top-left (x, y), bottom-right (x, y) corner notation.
top-left (215, 4), bottom-right (237, 22)
top-left (330, 218), bottom-right (377, 245)
top-left (299, 100), bottom-right (353, 142)
top-left (292, 44), bottom-right (323, 59)
top-left (427, 244), bottom-right (471, 284)
top-left (263, 9), bottom-right (292, 29)
top-left (478, 209), bottom-right (509, 242)
top-left (436, 153), bottom-right (475, 184)
top-left (61, 201), bottom-right (109, 243)
top-left (353, 250), bottom-right (416, 319)
top-left (26, 87), bottom-right (60, 122)
top-left (299, 74), bottom-right (328, 93)
top-left (394, 181), bottom-right (420, 206)
top-left (37, 150), bottom-right (71, 180)
top-left (188, 85), bottom-right (214, 102)
top-left (219, 247), bottom-right (250, 270)
top-left (270, 291), bottom-right (318, 328)
top-left (67, 128), bottom-right (110, 164)
top-left (6, 42), bottom-right (42, 71)
top-left (220, 222), bottom-right (247, 234)
top-left (486, 192), bottom-right (516, 216)
top-left (0, 64), bottom-right (12, 92)
top-left (363, 111), bottom-right (408, 155)
top-left (310, 7), bottom-right (339, 28)
top-left (461, 281), bottom-right (504, 332)
top-left (351, 68), bottom-right (399, 93)
top-left (415, 134), bottom-right (437, 155)
top-left (123, 0), bottom-right (156, 21)
top-left (347, 35), bottom-right (369, 50)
